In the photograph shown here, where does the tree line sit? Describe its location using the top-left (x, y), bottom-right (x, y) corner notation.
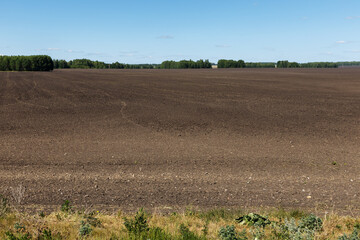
top-left (337, 61), bottom-right (360, 67)
top-left (217, 59), bottom-right (339, 68)
top-left (218, 59), bottom-right (276, 68)
top-left (277, 60), bottom-right (338, 68)
top-left (0, 55), bottom-right (54, 71)
top-left (218, 59), bottom-right (340, 68)
top-left (159, 59), bottom-right (212, 69)
top-left (2, 55), bottom-right (358, 71)
top-left (53, 59), bottom-right (159, 69)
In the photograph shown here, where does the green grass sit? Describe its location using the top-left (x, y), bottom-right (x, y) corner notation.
top-left (1, 201), bottom-right (360, 239)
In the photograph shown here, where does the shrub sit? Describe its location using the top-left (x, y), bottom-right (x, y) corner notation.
top-left (298, 214), bottom-right (322, 231)
top-left (123, 208), bottom-right (149, 235)
top-left (271, 218), bottom-right (315, 240)
top-left (236, 213), bottom-right (271, 227)
top-left (84, 215), bottom-right (102, 227)
top-left (79, 220), bottom-right (92, 237)
top-left (219, 225), bottom-right (247, 240)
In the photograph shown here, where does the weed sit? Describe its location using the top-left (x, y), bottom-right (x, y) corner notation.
top-left (38, 211), bottom-right (46, 218)
top-left (185, 207), bottom-right (196, 217)
top-left (236, 213), bottom-right (271, 228)
top-left (338, 228), bottom-right (360, 240)
top-left (354, 222), bottom-right (360, 230)
top-left (201, 221), bottom-right (209, 236)
top-left (0, 195), bottom-right (11, 218)
top-left (271, 218), bottom-right (314, 240)
top-left (14, 223), bottom-right (26, 233)
top-left (5, 231), bottom-right (32, 240)
top-left (219, 225), bottom-right (247, 240)
top-left (250, 227), bottom-right (265, 240)
top-left (79, 220), bottom-right (92, 237)
top-left (37, 228), bottom-right (62, 240)
top-left (179, 224), bottom-right (204, 240)
top-left (123, 208), bottom-right (149, 235)
top-left (144, 227), bottom-right (172, 240)
top-left (298, 214), bottom-right (322, 231)
top-left (60, 200), bottom-right (72, 213)
top-left (83, 215), bottom-right (102, 228)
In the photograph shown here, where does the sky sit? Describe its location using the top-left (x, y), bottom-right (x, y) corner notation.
top-left (1, 0), bottom-right (360, 64)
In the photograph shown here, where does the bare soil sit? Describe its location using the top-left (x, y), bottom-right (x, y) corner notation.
top-left (0, 69), bottom-right (359, 213)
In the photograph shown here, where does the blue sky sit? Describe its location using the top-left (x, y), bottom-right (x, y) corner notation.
top-left (1, 0), bottom-right (360, 63)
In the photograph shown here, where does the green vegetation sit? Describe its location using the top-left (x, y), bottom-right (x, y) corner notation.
top-left (217, 59), bottom-right (344, 68)
top-left (1, 198), bottom-right (360, 239)
top-left (337, 61), bottom-right (360, 67)
top-left (60, 200), bottom-right (72, 213)
top-left (245, 62), bottom-right (276, 68)
top-left (299, 62), bottom-right (339, 68)
top-left (218, 59), bottom-right (277, 68)
top-left (160, 59), bottom-right (212, 69)
top-left (0, 55), bottom-right (53, 71)
top-left (236, 213), bottom-right (271, 228)
top-left (53, 58), bottom-right (159, 69)
top-left (2, 56), bottom-right (359, 71)
top-left (218, 59), bottom-right (245, 68)
top-left (277, 60), bottom-right (301, 68)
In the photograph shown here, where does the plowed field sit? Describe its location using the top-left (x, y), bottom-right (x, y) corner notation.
top-left (1, 69), bottom-right (359, 213)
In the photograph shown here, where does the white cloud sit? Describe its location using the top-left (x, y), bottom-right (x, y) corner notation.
top-left (47, 48), bottom-right (61, 51)
top-left (66, 49), bottom-right (84, 53)
top-left (157, 35), bottom-right (174, 39)
top-left (346, 16), bottom-right (360, 20)
top-left (35, 48), bottom-right (61, 52)
top-left (336, 40), bottom-right (347, 44)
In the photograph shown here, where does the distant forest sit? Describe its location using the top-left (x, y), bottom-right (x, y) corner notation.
top-left (55, 58), bottom-right (360, 69)
top-left (218, 59), bottom-right (340, 68)
top-left (1, 55), bottom-right (360, 71)
top-left (159, 59), bottom-right (212, 69)
top-left (0, 55), bottom-right (54, 71)
top-left (54, 59), bottom-right (212, 69)
top-left (54, 59), bottom-right (159, 69)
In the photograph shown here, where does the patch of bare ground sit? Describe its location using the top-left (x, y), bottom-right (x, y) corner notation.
top-left (0, 68), bottom-right (359, 214)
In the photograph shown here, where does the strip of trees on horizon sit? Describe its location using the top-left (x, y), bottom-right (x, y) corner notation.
top-left (277, 60), bottom-right (338, 68)
top-left (54, 59), bottom-right (213, 69)
top-left (53, 59), bottom-right (158, 69)
top-left (159, 59), bottom-right (212, 69)
top-left (217, 59), bottom-right (340, 68)
top-left (0, 55), bottom-right (54, 71)
top-left (1, 55), bottom-right (359, 71)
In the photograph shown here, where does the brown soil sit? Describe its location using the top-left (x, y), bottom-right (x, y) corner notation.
top-left (0, 69), bottom-right (359, 213)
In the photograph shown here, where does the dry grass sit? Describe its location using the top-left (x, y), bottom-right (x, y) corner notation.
top-left (1, 205), bottom-right (360, 239)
